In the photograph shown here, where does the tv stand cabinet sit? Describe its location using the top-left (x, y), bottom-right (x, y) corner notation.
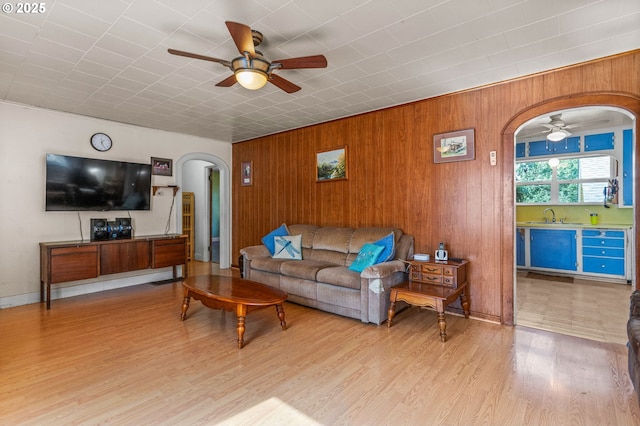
top-left (40, 234), bottom-right (188, 309)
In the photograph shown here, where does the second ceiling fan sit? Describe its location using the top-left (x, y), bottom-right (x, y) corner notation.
top-left (168, 21), bottom-right (327, 93)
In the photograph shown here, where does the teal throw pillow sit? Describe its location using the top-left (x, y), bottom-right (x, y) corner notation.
top-left (273, 235), bottom-right (302, 260)
top-left (373, 232), bottom-right (395, 263)
top-left (262, 223), bottom-right (289, 255)
top-left (349, 243), bottom-right (385, 273)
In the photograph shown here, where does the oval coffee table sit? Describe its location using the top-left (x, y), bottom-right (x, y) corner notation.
top-left (180, 275), bottom-right (288, 348)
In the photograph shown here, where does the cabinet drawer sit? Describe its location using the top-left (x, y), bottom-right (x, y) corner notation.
top-left (582, 230), bottom-right (624, 238)
top-left (583, 256), bottom-right (625, 275)
top-left (582, 247), bottom-right (624, 258)
top-left (50, 246), bottom-right (99, 283)
top-left (582, 237), bottom-right (624, 248)
top-left (421, 264), bottom-right (443, 275)
top-left (152, 238), bottom-right (186, 268)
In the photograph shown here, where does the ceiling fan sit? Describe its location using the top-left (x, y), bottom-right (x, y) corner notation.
top-left (168, 21), bottom-right (327, 93)
top-left (520, 113), bottom-right (610, 141)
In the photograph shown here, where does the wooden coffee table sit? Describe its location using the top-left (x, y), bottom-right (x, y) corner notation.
top-left (387, 281), bottom-right (469, 342)
top-left (180, 275), bottom-right (288, 348)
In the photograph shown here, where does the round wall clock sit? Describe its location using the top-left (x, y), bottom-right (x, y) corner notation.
top-left (90, 132), bottom-right (112, 152)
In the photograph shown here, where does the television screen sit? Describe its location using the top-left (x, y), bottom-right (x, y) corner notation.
top-left (45, 153), bottom-right (152, 211)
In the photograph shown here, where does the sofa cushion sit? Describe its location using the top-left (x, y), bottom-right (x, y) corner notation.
top-left (373, 232), bottom-right (396, 263)
top-left (273, 234), bottom-right (302, 260)
top-left (280, 259), bottom-right (335, 281)
top-left (312, 227), bottom-right (354, 253)
top-left (261, 223), bottom-right (289, 255)
top-left (349, 243), bottom-right (384, 273)
top-left (250, 257), bottom-right (290, 274)
top-left (316, 266), bottom-right (361, 290)
top-left (287, 224), bottom-right (320, 249)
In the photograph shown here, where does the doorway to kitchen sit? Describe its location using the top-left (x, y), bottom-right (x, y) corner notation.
top-left (513, 106), bottom-right (636, 344)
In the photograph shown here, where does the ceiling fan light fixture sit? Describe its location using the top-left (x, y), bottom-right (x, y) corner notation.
top-left (232, 56), bottom-right (270, 90)
top-left (547, 129), bottom-right (569, 142)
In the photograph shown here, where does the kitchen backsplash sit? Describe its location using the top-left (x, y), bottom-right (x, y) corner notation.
top-left (516, 205), bottom-right (633, 225)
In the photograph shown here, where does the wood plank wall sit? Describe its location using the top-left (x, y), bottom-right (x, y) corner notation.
top-left (232, 49), bottom-right (640, 324)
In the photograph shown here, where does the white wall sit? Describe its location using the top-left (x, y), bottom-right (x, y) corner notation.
top-left (0, 101), bottom-right (231, 307)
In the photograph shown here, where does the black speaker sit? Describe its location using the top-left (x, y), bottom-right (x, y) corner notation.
top-left (117, 217), bottom-right (133, 239)
top-left (91, 218), bottom-right (109, 241)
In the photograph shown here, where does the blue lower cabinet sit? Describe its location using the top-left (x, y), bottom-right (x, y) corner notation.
top-left (516, 228), bottom-right (525, 266)
top-left (581, 229), bottom-right (625, 276)
top-left (530, 229), bottom-right (576, 271)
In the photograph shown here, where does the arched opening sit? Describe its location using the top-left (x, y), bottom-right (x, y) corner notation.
top-left (501, 94), bottom-right (640, 326)
top-left (174, 153), bottom-right (231, 269)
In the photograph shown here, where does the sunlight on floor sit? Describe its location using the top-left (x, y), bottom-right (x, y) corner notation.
top-left (217, 397), bottom-right (322, 425)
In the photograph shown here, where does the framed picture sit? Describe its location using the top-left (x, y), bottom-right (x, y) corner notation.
top-left (151, 157), bottom-right (173, 176)
top-left (433, 128), bottom-right (475, 163)
top-left (241, 161), bottom-right (253, 186)
top-left (316, 146), bottom-right (347, 182)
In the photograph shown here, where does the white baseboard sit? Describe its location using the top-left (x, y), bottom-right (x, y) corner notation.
top-left (0, 270), bottom-right (176, 309)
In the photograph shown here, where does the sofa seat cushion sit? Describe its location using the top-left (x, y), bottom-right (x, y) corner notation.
top-left (279, 259), bottom-right (335, 281)
top-left (250, 257), bottom-right (290, 274)
top-left (316, 266), bottom-right (361, 290)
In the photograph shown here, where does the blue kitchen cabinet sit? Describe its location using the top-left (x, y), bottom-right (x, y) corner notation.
top-left (516, 228), bottom-right (525, 266)
top-left (528, 137), bottom-right (580, 157)
top-left (530, 229), bottom-right (577, 271)
top-left (516, 143), bottom-right (526, 158)
top-left (582, 229), bottom-right (625, 276)
top-left (623, 128), bottom-right (633, 206)
top-left (584, 132), bottom-right (614, 151)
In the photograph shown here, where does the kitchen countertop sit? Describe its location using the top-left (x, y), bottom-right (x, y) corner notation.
top-left (516, 222), bottom-right (632, 229)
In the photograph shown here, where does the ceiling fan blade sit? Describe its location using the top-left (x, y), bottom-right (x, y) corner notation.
top-left (226, 21), bottom-right (255, 56)
top-left (215, 74), bottom-right (237, 87)
top-left (168, 48), bottom-right (230, 66)
top-left (272, 55), bottom-right (328, 69)
top-left (269, 74), bottom-right (301, 93)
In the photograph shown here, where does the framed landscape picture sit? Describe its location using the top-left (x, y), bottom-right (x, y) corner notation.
top-left (433, 128), bottom-right (475, 163)
top-left (316, 146), bottom-right (347, 182)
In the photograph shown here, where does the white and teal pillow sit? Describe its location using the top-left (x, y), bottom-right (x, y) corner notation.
top-left (273, 234), bottom-right (303, 260)
top-left (349, 243), bottom-right (384, 273)
top-left (261, 223), bottom-right (289, 255)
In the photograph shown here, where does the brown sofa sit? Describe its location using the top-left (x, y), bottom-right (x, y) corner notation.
top-left (240, 224), bottom-right (414, 325)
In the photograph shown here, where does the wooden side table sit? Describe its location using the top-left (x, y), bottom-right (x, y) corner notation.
top-left (388, 258), bottom-right (470, 342)
top-left (387, 281), bottom-right (469, 342)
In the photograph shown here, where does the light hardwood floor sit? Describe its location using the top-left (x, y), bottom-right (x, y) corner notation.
top-left (516, 272), bottom-right (633, 345)
top-left (1, 262), bottom-right (639, 425)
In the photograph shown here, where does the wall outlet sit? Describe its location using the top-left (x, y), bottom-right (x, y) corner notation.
top-left (490, 151), bottom-right (497, 166)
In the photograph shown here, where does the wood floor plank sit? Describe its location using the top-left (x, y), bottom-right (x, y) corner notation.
top-left (1, 262), bottom-right (639, 424)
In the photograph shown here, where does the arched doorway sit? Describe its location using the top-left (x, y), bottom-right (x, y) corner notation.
top-left (174, 153), bottom-right (231, 269)
top-left (501, 94), bottom-right (640, 326)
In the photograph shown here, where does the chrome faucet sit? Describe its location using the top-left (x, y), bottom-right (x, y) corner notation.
top-left (543, 208), bottom-right (556, 223)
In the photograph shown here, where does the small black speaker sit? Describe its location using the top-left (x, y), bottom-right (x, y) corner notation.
top-left (91, 218), bottom-right (109, 241)
top-left (117, 217), bottom-right (133, 239)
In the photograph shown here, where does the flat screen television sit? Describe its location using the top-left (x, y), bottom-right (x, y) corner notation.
top-left (45, 153), bottom-right (152, 211)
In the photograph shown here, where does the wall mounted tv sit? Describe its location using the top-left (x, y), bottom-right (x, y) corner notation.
top-left (45, 153), bottom-right (152, 211)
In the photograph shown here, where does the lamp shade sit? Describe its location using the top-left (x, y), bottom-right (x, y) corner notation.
top-left (232, 55), bottom-right (270, 90)
top-left (547, 130), bottom-right (568, 142)
top-left (235, 70), bottom-right (268, 90)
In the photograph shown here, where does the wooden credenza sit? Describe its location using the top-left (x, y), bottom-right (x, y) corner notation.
top-left (40, 234), bottom-right (188, 309)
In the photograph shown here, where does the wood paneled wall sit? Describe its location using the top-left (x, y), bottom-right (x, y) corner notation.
top-left (232, 49), bottom-right (640, 324)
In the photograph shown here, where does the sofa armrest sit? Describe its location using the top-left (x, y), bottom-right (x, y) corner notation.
top-left (631, 290), bottom-right (640, 318)
top-left (240, 245), bottom-right (270, 260)
top-left (360, 260), bottom-right (408, 279)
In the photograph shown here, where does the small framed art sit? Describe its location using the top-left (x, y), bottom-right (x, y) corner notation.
top-left (241, 161), bottom-right (253, 186)
top-left (316, 146), bottom-right (347, 182)
top-left (433, 128), bottom-right (475, 163)
top-left (151, 157), bottom-right (173, 176)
